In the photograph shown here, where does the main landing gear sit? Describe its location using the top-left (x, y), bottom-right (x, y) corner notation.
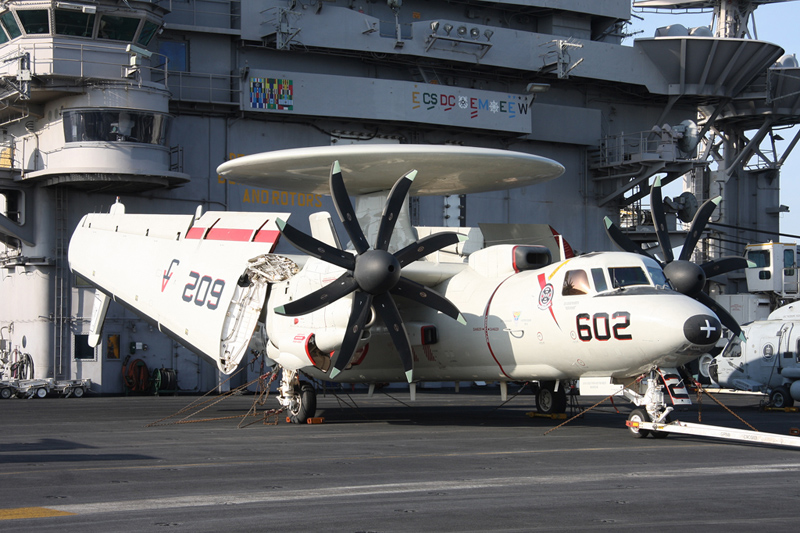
top-left (277, 368), bottom-right (317, 424)
top-left (535, 380), bottom-right (568, 415)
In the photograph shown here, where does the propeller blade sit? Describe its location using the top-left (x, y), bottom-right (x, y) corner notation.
top-left (276, 219), bottom-right (355, 271)
top-left (679, 196), bottom-right (721, 262)
top-left (391, 276), bottom-right (466, 325)
top-left (274, 272), bottom-right (358, 316)
top-left (700, 256), bottom-right (750, 279)
top-left (697, 291), bottom-right (742, 339)
top-left (649, 177), bottom-right (674, 263)
top-left (329, 291), bottom-right (373, 379)
top-left (603, 217), bottom-right (649, 257)
top-left (395, 232), bottom-right (467, 267)
top-left (373, 292), bottom-right (414, 383)
top-left (375, 170), bottom-right (416, 251)
top-left (329, 161), bottom-right (370, 254)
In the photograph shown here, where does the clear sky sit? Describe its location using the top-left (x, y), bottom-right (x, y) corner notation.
top-left (626, 1), bottom-right (800, 240)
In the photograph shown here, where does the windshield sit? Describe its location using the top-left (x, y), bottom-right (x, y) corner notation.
top-left (647, 265), bottom-right (671, 289)
top-left (722, 341), bottom-right (742, 358)
top-left (609, 266), bottom-right (650, 289)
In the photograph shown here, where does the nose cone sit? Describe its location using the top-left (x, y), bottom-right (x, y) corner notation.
top-left (684, 314), bottom-right (722, 345)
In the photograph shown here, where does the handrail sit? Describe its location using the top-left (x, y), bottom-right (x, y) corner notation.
top-left (0, 40), bottom-right (169, 87)
top-left (0, 39), bottom-right (240, 105)
top-left (158, 0), bottom-right (242, 30)
top-left (169, 71), bottom-right (239, 104)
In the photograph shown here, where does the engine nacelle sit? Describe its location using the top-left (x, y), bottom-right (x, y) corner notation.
top-left (268, 332), bottom-right (331, 372)
top-left (267, 328), bottom-right (372, 373)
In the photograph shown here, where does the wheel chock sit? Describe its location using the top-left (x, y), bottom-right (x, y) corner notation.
top-left (764, 406), bottom-right (800, 412)
top-left (307, 417), bottom-right (325, 424)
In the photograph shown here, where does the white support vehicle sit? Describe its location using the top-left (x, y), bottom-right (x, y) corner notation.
top-left (709, 302), bottom-right (800, 408)
top-left (0, 378), bottom-right (91, 399)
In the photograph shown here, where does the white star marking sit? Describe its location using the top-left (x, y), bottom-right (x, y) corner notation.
top-left (700, 319), bottom-right (717, 339)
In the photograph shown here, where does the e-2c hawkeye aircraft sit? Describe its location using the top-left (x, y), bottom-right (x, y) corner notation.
top-left (68, 145), bottom-right (747, 433)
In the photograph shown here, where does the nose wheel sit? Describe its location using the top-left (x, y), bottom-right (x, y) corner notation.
top-left (622, 368), bottom-right (678, 438)
top-left (627, 408), bottom-right (651, 438)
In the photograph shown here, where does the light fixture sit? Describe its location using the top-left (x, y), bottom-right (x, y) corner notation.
top-left (526, 82), bottom-right (551, 94)
top-left (430, 21), bottom-right (439, 34)
top-left (457, 26), bottom-right (467, 36)
top-left (470, 27), bottom-right (479, 39)
top-left (443, 23), bottom-right (453, 35)
top-left (484, 29), bottom-right (493, 41)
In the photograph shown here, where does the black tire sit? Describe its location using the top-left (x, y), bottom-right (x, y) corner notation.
top-left (72, 386), bottom-right (85, 398)
top-left (0, 388), bottom-right (11, 399)
top-left (536, 381), bottom-right (567, 414)
top-left (627, 408), bottom-right (650, 438)
top-left (770, 386), bottom-right (794, 408)
top-left (289, 382), bottom-right (317, 424)
top-left (35, 387), bottom-right (47, 399)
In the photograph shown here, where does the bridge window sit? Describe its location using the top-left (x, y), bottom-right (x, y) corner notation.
top-left (63, 109), bottom-right (170, 145)
top-left (98, 14), bottom-right (139, 41)
top-left (54, 9), bottom-right (96, 37)
top-left (137, 20), bottom-right (159, 46)
top-left (563, 270), bottom-right (590, 296)
top-left (16, 9), bottom-right (49, 34)
top-left (0, 11), bottom-right (22, 40)
top-left (609, 266), bottom-right (649, 289)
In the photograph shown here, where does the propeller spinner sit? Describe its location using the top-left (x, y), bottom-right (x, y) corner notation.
top-left (275, 161), bottom-right (467, 382)
top-left (604, 177), bottom-right (748, 338)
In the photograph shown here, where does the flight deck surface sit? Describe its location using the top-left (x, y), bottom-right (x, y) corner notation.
top-left (1, 388), bottom-right (798, 531)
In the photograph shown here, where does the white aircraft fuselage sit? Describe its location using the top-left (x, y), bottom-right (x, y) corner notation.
top-left (265, 249), bottom-right (722, 384)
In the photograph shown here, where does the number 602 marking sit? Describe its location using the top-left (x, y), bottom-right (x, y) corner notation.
top-left (576, 312), bottom-right (631, 341)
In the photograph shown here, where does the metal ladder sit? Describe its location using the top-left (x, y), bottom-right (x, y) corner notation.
top-left (52, 186), bottom-right (68, 379)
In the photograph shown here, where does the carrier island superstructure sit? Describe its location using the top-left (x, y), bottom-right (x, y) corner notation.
top-left (0, 0), bottom-right (798, 393)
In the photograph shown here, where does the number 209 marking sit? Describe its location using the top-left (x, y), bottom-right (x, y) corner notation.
top-left (576, 312), bottom-right (631, 341)
top-left (182, 271), bottom-right (225, 310)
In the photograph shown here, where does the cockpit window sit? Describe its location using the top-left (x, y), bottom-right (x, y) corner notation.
top-left (609, 266), bottom-right (649, 289)
top-left (562, 270), bottom-right (591, 296)
top-left (647, 265), bottom-right (671, 289)
top-left (591, 268), bottom-right (608, 292)
top-left (722, 341), bottom-right (742, 358)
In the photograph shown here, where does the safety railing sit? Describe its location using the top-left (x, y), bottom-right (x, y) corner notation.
top-left (0, 40), bottom-right (168, 87)
top-left (169, 71), bottom-right (240, 105)
top-left (158, 0), bottom-right (241, 31)
top-left (592, 130), bottom-right (663, 168)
